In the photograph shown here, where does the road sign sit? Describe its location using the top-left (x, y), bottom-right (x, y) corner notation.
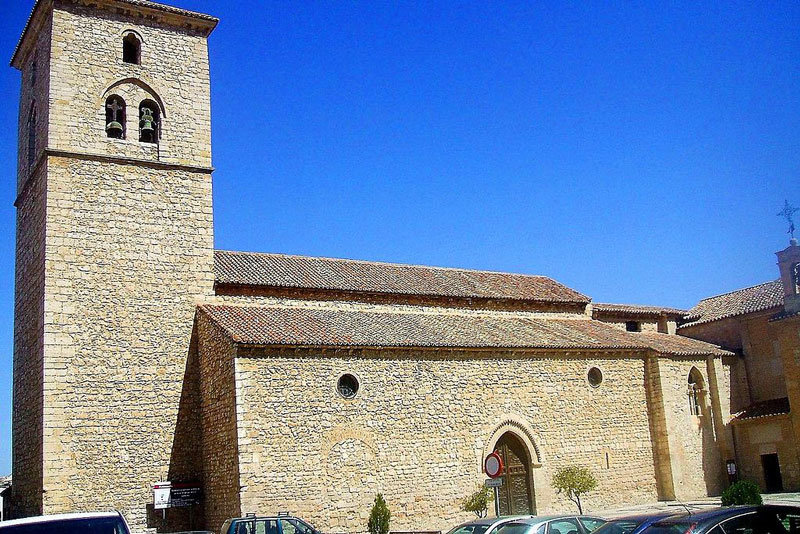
top-left (153, 482), bottom-right (171, 510)
top-left (484, 451), bottom-right (504, 478)
top-left (485, 477), bottom-right (504, 488)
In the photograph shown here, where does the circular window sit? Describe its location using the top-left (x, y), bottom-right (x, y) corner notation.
top-left (337, 373), bottom-right (359, 399)
top-left (587, 367), bottom-right (603, 388)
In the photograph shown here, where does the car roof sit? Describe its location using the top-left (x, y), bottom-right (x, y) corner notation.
top-left (454, 516), bottom-right (532, 527)
top-left (653, 506), bottom-right (758, 525)
top-left (0, 511), bottom-right (122, 528)
top-left (607, 511), bottom-right (687, 522)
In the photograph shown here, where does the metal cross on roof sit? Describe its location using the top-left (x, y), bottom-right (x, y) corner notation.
top-left (107, 99), bottom-right (122, 119)
top-left (778, 200), bottom-right (798, 239)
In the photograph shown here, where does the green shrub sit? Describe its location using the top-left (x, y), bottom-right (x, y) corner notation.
top-left (368, 493), bottom-right (391, 534)
top-left (552, 465), bottom-right (597, 514)
top-left (721, 480), bottom-right (762, 506)
top-left (461, 485), bottom-right (494, 518)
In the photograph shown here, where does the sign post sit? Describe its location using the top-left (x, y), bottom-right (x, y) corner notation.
top-left (484, 452), bottom-right (504, 517)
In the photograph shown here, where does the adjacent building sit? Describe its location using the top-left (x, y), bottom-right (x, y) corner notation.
top-left (7, 1), bottom-right (796, 533)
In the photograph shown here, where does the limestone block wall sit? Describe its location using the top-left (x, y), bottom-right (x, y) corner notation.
top-left (48, 2), bottom-right (212, 168)
top-left (733, 418), bottom-right (800, 491)
top-left (11, 164), bottom-right (48, 518)
top-left (36, 155), bottom-right (214, 530)
top-left (15, 9), bottom-right (51, 192)
top-left (196, 313), bottom-right (241, 531)
top-left (228, 348), bottom-right (659, 534)
top-left (739, 316), bottom-right (788, 402)
top-left (657, 357), bottom-right (725, 499)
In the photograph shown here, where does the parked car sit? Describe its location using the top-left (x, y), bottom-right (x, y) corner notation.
top-left (494, 515), bottom-right (607, 534)
top-left (590, 512), bottom-right (687, 534)
top-left (639, 505), bottom-right (800, 534)
top-left (446, 516), bottom-right (534, 534)
top-left (221, 514), bottom-right (320, 534)
top-left (0, 511), bottom-right (130, 533)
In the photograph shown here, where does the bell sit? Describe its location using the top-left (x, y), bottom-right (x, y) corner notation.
top-left (106, 120), bottom-right (123, 138)
top-left (140, 108), bottom-right (156, 142)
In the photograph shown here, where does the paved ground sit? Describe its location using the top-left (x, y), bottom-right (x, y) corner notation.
top-left (599, 493), bottom-right (800, 518)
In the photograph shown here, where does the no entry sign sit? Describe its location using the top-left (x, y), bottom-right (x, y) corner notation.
top-left (484, 451), bottom-right (504, 478)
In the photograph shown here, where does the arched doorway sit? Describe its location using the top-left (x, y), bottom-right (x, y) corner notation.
top-left (495, 432), bottom-right (534, 515)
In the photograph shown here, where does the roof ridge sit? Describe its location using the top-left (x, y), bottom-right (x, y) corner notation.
top-left (694, 279), bottom-right (781, 303)
top-left (593, 302), bottom-right (687, 311)
top-left (215, 249), bottom-right (556, 280)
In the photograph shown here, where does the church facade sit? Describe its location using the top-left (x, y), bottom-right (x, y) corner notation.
top-left (8, 1), bottom-right (798, 534)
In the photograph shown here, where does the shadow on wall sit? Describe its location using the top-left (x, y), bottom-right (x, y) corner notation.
top-left (700, 396), bottom-right (727, 496)
top-left (148, 327), bottom-right (205, 532)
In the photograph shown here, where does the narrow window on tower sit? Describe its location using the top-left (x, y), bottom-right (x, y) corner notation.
top-left (139, 100), bottom-right (159, 143)
top-left (105, 95), bottom-right (126, 139)
top-left (122, 33), bottom-right (141, 65)
top-left (688, 368), bottom-right (703, 416)
top-left (27, 104), bottom-right (36, 170)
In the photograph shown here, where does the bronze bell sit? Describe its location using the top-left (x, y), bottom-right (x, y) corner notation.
top-left (106, 120), bottom-right (123, 138)
top-left (140, 108), bottom-right (156, 141)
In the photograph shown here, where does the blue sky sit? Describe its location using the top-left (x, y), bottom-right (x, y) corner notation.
top-left (0, 1), bottom-right (798, 474)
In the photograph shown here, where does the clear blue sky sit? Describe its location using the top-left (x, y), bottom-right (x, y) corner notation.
top-left (0, 1), bottom-right (798, 475)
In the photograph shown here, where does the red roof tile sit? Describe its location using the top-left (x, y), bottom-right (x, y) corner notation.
top-left (199, 304), bottom-right (731, 356)
top-left (592, 303), bottom-right (687, 318)
top-left (214, 250), bottom-right (590, 305)
top-left (681, 280), bottom-right (783, 327)
top-left (733, 397), bottom-right (790, 422)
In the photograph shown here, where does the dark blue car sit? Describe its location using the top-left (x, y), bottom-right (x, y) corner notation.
top-left (640, 505), bottom-right (800, 534)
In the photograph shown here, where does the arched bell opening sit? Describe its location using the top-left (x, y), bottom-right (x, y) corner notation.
top-left (139, 99), bottom-right (160, 143)
top-left (493, 432), bottom-right (535, 515)
top-left (105, 95), bottom-right (126, 139)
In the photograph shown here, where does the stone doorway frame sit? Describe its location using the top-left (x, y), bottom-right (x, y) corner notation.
top-left (483, 416), bottom-right (543, 515)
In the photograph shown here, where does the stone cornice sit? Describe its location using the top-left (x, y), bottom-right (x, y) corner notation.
top-left (14, 147), bottom-right (213, 207)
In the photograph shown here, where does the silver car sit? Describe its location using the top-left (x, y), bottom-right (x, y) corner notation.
top-left (494, 515), bottom-right (607, 534)
top-left (446, 516), bottom-right (535, 534)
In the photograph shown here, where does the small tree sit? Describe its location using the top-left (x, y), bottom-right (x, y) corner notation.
top-left (721, 480), bottom-right (762, 506)
top-left (461, 485), bottom-right (494, 518)
top-left (368, 493), bottom-right (391, 534)
top-left (552, 465), bottom-right (597, 514)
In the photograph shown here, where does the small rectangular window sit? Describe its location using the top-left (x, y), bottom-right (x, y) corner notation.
top-left (625, 321), bottom-right (641, 332)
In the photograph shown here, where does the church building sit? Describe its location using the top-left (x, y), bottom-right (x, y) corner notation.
top-left (8, 1), bottom-right (798, 533)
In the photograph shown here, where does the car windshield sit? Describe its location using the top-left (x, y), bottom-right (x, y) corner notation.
top-left (446, 524), bottom-right (490, 534)
top-left (495, 523), bottom-right (535, 534)
top-left (590, 520), bottom-right (641, 534)
top-left (0, 517), bottom-right (128, 534)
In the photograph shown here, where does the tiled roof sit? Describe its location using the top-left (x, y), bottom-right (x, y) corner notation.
top-left (769, 309), bottom-right (800, 322)
top-left (199, 304), bottom-right (730, 356)
top-left (592, 303), bottom-right (687, 317)
top-left (733, 397), bottom-right (790, 422)
top-left (636, 332), bottom-right (732, 357)
top-left (681, 280), bottom-right (783, 327)
top-left (214, 250), bottom-right (591, 304)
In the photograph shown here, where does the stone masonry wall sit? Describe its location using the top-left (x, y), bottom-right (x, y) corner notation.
top-left (11, 163), bottom-right (48, 518)
top-left (38, 155), bottom-right (214, 531)
top-left (196, 313), bottom-right (241, 531)
top-left (733, 417), bottom-right (800, 492)
top-left (15, 8), bottom-right (51, 193)
top-left (657, 357), bottom-right (725, 500)
top-left (229, 348), bottom-right (660, 534)
top-left (48, 1), bottom-right (212, 168)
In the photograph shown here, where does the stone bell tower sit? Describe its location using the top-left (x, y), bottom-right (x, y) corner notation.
top-left (10, 0), bottom-right (217, 529)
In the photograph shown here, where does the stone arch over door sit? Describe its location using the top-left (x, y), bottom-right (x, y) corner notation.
top-left (484, 417), bottom-right (542, 515)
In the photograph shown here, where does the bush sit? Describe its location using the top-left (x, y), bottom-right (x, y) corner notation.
top-left (461, 485), bottom-right (494, 518)
top-left (551, 465), bottom-right (597, 514)
top-left (721, 480), bottom-right (762, 506)
top-left (368, 493), bottom-right (391, 534)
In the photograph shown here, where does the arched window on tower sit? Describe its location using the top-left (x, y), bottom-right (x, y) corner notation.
top-left (27, 104), bottom-right (37, 170)
top-left (105, 95), bottom-right (126, 139)
top-left (139, 100), bottom-right (160, 143)
top-left (687, 368), bottom-right (704, 416)
top-left (123, 33), bottom-right (141, 65)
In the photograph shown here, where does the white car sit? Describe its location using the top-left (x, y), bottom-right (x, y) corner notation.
top-left (0, 511), bottom-right (130, 533)
top-left (446, 516), bottom-right (534, 534)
